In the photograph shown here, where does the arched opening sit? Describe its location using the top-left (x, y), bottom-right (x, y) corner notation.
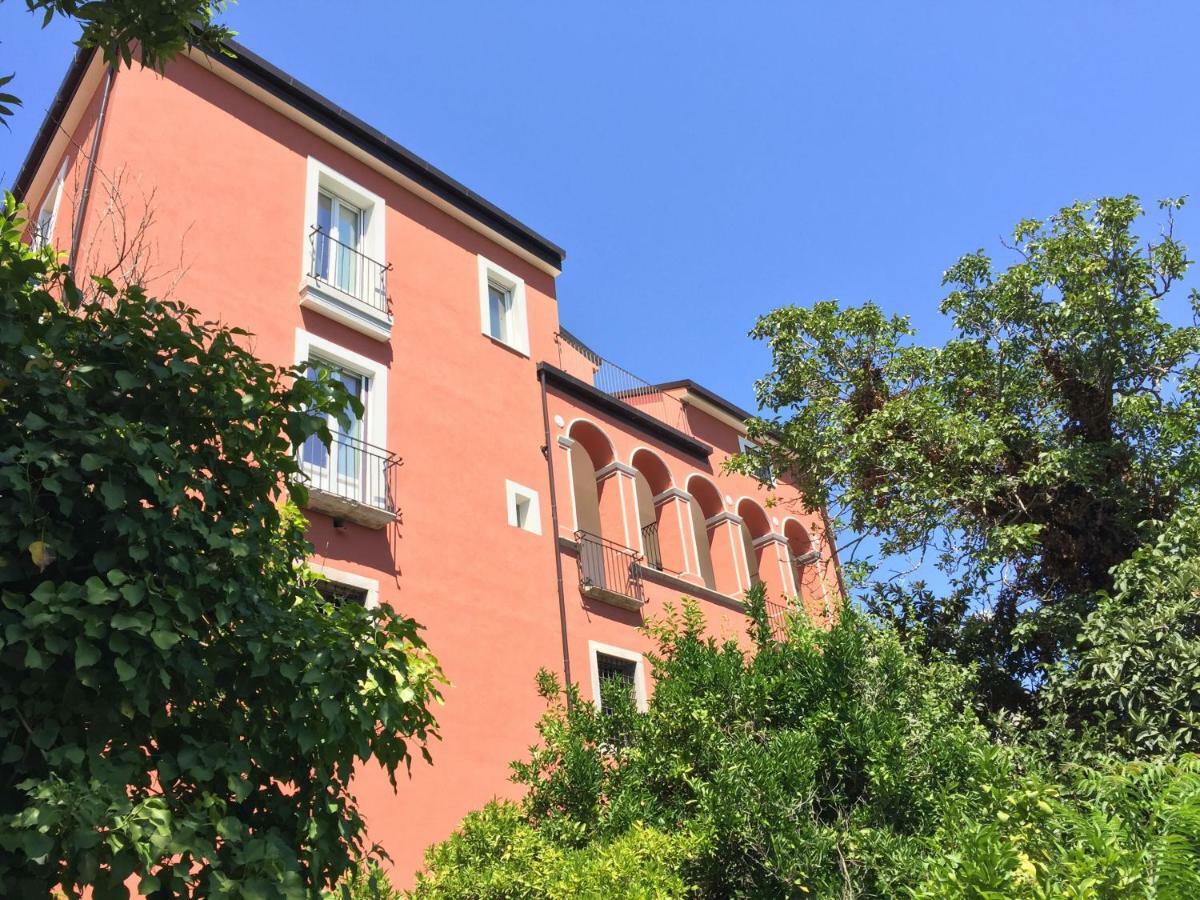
top-left (737, 499), bottom-right (774, 596)
top-left (567, 420), bottom-right (631, 593)
top-left (567, 420), bottom-right (615, 539)
top-left (630, 448), bottom-right (673, 571)
top-left (685, 475), bottom-right (724, 592)
top-left (784, 518), bottom-right (818, 602)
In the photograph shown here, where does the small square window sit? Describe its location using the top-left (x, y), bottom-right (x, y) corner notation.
top-left (739, 436), bottom-right (774, 485)
top-left (505, 480), bottom-right (541, 535)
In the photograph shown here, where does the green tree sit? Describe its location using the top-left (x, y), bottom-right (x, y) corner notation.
top-left (0, 197), bottom-right (442, 897)
top-left (737, 197), bottom-right (1200, 710)
top-left (1, 0), bottom-right (235, 123)
top-left (1044, 499), bottom-right (1200, 758)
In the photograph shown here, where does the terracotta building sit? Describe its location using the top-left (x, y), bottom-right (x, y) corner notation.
top-left (13, 43), bottom-right (840, 882)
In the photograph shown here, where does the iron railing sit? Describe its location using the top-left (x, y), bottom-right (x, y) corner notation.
top-left (307, 227), bottom-right (391, 317)
top-left (557, 332), bottom-right (693, 436)
top-left (576, 531), bottom-right (645, 604)
top-left (763, 597), bottom-right (792, 642)
top-left (298, 431), bottom-right (399, 516)
top-left (641, 521), bottom-right (663, 571)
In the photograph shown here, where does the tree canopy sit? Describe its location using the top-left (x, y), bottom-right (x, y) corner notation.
top-left (739, 196), bottom-right (1200, 710)
top-left (0, 197), bottom-right (442, 898)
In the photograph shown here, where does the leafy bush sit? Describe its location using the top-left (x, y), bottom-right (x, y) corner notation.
top-left (413, 591), bottom-right (1006, 897)
top-left (0, 197), bottom-right (442, 897)
top-left (915, 755), bottom-right (1200, 898)
top-left (1045, 501), bottom-right (1200, 758)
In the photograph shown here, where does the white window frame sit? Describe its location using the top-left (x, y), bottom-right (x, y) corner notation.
top-left (33, 159), bottom-right (69, 250)
top-left (505, 480), bottom-right (542, 535)
top-left (300, 158), bottom-right (391, 339)
top-left (294, 329), bottom-right (388, 453)
top-left (588, 641), bottom-right (648, 713)
top-left (738, 436), bottom-right (775, 486)
top-left (477, 255), bottom-right (529, 356)
top-left (307, 563), bottom-right (380, 609)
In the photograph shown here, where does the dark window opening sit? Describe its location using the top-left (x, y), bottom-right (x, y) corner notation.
top-left (315, 580), bottom-right (369, 607)
top-left (596, 653), bottom-right (637, 714)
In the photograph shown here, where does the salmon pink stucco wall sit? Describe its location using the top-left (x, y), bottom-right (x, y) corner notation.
top-left (51, 56), bottom-right (573, 881)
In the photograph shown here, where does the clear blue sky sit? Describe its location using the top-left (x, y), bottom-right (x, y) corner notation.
top-left (3, 2), bottom-right (1199, 580)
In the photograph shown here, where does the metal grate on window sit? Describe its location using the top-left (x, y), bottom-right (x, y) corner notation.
top-left (315, 579), bottom-right (369, 607)
top-left (596, 653), bottom-right (637, 713)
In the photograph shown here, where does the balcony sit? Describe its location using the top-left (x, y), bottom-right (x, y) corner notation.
top-left (299, 227), bottom-right (393, 341)
top-left (298, 432), bottom-right (400, 529)
top-left (575, 531), bottom-right (645, 610)
top-left (556, 331), bottom-right (694, 438)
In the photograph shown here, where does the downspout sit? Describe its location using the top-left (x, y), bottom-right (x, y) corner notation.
top-left (68, 63), bottom-right (117, 270)
top-left (539, 367), bottom-right (573, 701)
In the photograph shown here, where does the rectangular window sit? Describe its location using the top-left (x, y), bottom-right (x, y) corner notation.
top-left (478, 256), bottom-right (529, 355)
top-left (315, 579), bottom-right (369, 607)
top-left (315, 190), bottom-right (363, 296)
top-left (596, 653), bottom-right (637, 714)
top-left (301, 358), bottom-right (367, 484)
top-left (739, 436), bottom-right (774, 485)
top-left (32, 160), bottom-right (68, 250)
top-left (588, 641), bottom-right (647, 714)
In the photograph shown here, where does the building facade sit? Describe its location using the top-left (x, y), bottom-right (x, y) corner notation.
top-left (13, 43), bottom-right (840, 882)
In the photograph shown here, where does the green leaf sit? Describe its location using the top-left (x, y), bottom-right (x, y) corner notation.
top-left (75, 638), bottom-right (101, 669)
top-left (114, 658), bottom-right (137, 682)
top-left (150, 630), bottom-right (180, 650)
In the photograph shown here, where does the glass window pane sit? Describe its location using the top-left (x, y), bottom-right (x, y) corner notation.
top-left (488, 283), bottom-right (509, 341)
top-left (314, 194), bottom-right (333, 280)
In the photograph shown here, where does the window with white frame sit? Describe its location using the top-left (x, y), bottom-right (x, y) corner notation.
top-left (477, 256), bottom-right (529, 355)
top-left (32, 159), bottom-right (69, 250)
top-left (307, 564), bottom-right (380, 609)
top-left (505, 480), bottom-right (542, 535)
top-left (294, 330), bottom-right (388, 505)
top-left (588, 641), bottom-right (647, 713)
top-left (303, 158), bottom-right (387, 316)
top-left (738, 436), bottom-right (774, 485)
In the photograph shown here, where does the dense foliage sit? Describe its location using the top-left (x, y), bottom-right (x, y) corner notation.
top-left (737, 196), bottom-right (1200, 711)
top-left (0, 198), bottom-right (442, 897)
top-left (411, 592), bottom-right (1200, 898)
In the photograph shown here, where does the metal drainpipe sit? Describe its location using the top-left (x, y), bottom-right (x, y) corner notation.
top-left (68, 63), bottom-right (117, 271)
top-left (539, 366), bottom-right (573, 701)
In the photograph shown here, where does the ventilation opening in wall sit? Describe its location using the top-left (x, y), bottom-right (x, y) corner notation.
top-left (315, 580), bottom-right (369, 607)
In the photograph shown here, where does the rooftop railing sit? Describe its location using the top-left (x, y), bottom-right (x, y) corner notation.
top-left (307, 226), bottom-right (391, 317)
top-left (556, 331), bottom-right (693, 437)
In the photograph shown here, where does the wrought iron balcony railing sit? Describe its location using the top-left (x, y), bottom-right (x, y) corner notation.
top-left (576, 530), bottom-right (645, 609)
top-left (307, 226), bottom-right (391, 317)
top-left (641, 521), bottom-right (663, 572)
top-left (298, 432), bottom-right (399, 529)
top-left (557, 331), bottom-right (693, 437)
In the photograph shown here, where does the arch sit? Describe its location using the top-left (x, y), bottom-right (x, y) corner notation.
top-left (784, 518), bottom-right (817, 601)
top-left (684, 475), bottom-right (725, 591)
top-left (566, 419), bottom-right (618, 541)
top-left (567, 418), bottom-right (615, 469)
top-left (737, 498), bottom-right (774, 596)
top-left (630, 448), bottom-right (675, 571)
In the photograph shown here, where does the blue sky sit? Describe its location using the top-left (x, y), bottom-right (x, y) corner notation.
top-left (4, 1), bottom-right (1199, 582)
